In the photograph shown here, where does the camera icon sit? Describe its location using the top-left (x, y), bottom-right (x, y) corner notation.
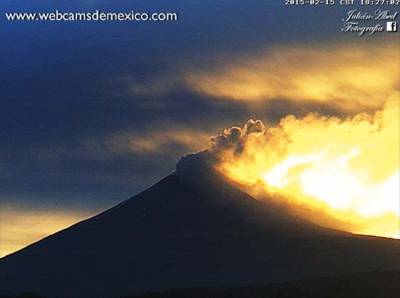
top-left (386, 22), bottom-right (398, 32)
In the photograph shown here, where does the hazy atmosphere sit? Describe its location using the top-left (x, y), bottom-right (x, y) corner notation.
top-left (1, 0), bottom-right (399, 258)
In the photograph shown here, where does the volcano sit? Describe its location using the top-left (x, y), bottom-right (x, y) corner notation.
top-left (0, 153), bottom-right (399, 297)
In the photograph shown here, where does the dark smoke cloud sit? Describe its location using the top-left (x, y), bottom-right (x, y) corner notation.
top-left (211, 119), bottom-right (265, 155)
top-left (176, 119), bottom-right (266, 185)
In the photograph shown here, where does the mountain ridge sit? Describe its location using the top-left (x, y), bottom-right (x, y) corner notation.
top-left (0, 157), bottom-right (399, 297)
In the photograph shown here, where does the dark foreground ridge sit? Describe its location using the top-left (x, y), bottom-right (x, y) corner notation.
top-left (0, 154), bottom-right (399, 297)
top-left (2, 271), bottom-right (399, 298)
top-left (130, 271), bottom-right (400, 298)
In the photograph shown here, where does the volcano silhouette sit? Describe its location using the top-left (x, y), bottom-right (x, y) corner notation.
top-left (0, 153), bottom-right (399, 297)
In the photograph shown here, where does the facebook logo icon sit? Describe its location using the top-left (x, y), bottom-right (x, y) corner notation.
top-left (386, 22), bottom-right (398, 32)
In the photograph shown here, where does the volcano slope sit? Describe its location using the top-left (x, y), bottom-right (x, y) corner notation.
top-left (0, 154), bottom-right (399, 297)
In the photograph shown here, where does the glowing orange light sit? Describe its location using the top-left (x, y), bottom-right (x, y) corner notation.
top-left (216, 94), bottom-right (400, 238)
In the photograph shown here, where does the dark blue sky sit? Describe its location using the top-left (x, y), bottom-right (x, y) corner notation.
top-left (0, 0), bottom-right (396, 212)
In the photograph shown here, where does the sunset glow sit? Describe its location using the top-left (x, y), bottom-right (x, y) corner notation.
top-left (0, 206), bottom-right (91, 257)
top-left (215, 93), bottom-right (400, 238)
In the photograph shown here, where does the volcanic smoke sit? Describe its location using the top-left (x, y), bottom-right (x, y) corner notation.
top-left (209, 93), bottom-right (399, 239)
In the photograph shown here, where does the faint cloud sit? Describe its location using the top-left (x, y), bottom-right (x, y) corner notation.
top-left (108, 127), bottom-right (211, 155)
top-left (185, 42), bottom-right (399, 112)
top-left (129, 76), bottom-right (182, 97)
top-left (129, 42), bottom-right (399, 113)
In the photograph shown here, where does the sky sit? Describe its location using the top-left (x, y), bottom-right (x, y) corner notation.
top-left (0, 0), bottom-right (399, 256)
